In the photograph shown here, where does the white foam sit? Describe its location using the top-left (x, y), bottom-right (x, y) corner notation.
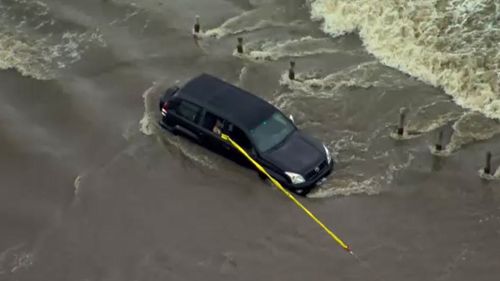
top-left (308, 176), bottom-right (381, 198)
top-left (406, 101), bottom-right (463, 133)
top-left (430, 112), bottom-right (500, 156)
top-left (241, 36), bottom-right (359, 61)
top-left (10, 251), bottom-right (34, 273)
top-left (384, 152), bottom-right (415, 184)
top-left (237, 65), bottom-right (249, 86)
top-left (478, 166), bottom-right (500, 180)
top-left (159, 136), bottom-right (218, 170)
top-left (0, 244), bottom-right (33, 274)
top-left (0, 0), bottom-right (105, 79)
top-left (73, 175), bottom-right (82, 197)
top-left (71, 173), bottom-right (89, 206)
top-left (330, 131), bottom-right (369, 161)
top-left (204, 7), bottom-right (304, 38)
top-left (0, 244), bottom-right (22, 275)
top-left (0, 28), bottom-right (104, 79)
top-left (308, 0), bottom-right (500, 119)
top-left (139, 82), bottom-right (161, 136)
top-left (278, 61), bottom-right (408, 99)
top-left (388, 100), bottom-right (465, 140)
top-left (309, 134), bottom-right (415, 198)
top-left (308, 155), bottom-right (414, 198)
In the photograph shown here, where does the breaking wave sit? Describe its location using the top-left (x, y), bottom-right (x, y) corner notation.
top-left (308, 0), bottom-right (500, 119)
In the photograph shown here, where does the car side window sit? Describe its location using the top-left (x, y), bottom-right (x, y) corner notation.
top-left (201, 111), bottom-right (226, 135)
top-left (172, 100), bottom-right (202, 123)
top-left (227, 124), bottom-right (252, 150)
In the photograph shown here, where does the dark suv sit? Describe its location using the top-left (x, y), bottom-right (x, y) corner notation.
top-left (159, 74), bottom-right (333, 195)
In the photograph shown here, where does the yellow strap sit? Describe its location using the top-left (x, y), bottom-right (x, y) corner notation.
top-left (221, 133), bottom-right (352, 253)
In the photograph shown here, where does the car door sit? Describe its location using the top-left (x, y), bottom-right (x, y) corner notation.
top-left (197, 111), bottom-right (233, 154)
top-left (223, 123), bottom-right (256, 168)
top-left (167, 99), bottom-right (203, 142)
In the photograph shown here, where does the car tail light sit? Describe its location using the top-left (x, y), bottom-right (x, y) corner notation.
top-left (161, 102), bottom-right (169, 116)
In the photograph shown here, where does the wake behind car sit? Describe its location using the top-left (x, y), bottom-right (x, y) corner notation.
top-left (159, 73), bottom-right (334, 196)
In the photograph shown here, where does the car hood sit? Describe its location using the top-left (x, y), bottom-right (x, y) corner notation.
top-left (260, 131), bottom-right (325, 174)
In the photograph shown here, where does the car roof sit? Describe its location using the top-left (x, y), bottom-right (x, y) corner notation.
top-left (178, 73), bottom-right (277, 130)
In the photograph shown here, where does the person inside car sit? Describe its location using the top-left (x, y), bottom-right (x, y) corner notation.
top-left (212, 119), bottom-right (223, 135)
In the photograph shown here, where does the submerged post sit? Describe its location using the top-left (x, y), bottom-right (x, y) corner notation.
top-left (484, 151), bottom-right (492, 175)
top-left (288, 61), bottom-right (295, 80)
top-left (397, 107), bottom-right (406, 136)
top-left (435, 130), bottom-right (444, 151)
top-left (236, 37), bottom-right (244, 54)
top-left (193, 15), bottom-right (200, 33)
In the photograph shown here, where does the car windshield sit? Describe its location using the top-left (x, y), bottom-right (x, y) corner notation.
top-left (249, 112), bottom-right (295, 152)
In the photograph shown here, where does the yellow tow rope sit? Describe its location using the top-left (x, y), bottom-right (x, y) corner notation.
top-left (221, 133), bottom-right (352, 254)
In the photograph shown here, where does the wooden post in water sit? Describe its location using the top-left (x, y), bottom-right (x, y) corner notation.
top-left (237, 37), bottom-right (244, 54)
top-left (435, 130), bottom-right (444, 151)
top-left (484, 151), bottom-right (492, 175)
top-left (193, 15), bottom-right (200, 33)
top-left (288, 61), bottom-right (295, 80)
top-left (397, 107), bottom-right (406, 136)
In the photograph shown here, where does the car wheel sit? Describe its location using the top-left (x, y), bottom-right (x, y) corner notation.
top-left (173, 129), bottom-right (180, 136)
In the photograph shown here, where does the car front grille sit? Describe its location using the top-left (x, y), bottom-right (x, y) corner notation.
top-left (305, 160), bottom-right (328, 181)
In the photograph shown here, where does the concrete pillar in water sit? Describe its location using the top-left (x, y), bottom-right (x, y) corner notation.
top-left (237, 37), bottom-right (244, 54)
top-left (288, 61), bottom-right (295, 80)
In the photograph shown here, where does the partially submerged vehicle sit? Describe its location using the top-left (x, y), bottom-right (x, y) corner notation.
top-left (159, 74), bottom-right (333, 195)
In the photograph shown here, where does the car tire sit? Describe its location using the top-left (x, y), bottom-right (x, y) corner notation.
top-left (171, 127), bottom-right (179, 136)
